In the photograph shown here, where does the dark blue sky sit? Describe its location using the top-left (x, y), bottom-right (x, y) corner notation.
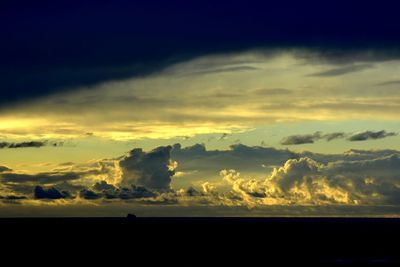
top-left (1, 0), bottom-right (400, 105)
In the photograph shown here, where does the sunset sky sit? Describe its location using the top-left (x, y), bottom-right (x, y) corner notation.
top-left (1, 0), bottom-right (400, 216)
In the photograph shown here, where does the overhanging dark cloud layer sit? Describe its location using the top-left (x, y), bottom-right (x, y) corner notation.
top-left (2, 0), bottom-right (400, 105)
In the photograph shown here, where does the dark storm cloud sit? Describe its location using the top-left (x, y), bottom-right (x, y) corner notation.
top-left (2, 1), bottom-right (400, 105)
top-left (348, 130), bottom-right (398, 141)
top-left (34, 186), bottom-right (71, 199)
top-left (0, 141), bottom-right (63, 149)
top-left (119, 146), bottom-right (175, 190)
top-left (308, 64), bottom-right (374, 77)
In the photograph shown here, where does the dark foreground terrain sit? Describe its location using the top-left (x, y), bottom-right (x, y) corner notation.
top-left (2, 217), bottom-right (399, 264)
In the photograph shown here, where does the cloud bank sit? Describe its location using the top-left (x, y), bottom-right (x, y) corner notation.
top-left (219, 153), bottom-right (400, 206)
top-left (1, 144), bottom-right (400, 216)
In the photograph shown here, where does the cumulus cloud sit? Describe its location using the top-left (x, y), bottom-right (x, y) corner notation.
top-left (219, 153), bottom-right (400, 206)
top-left (0, 145), bottom-right (178, 201)
top-left (119, 146), bottom-right (176, 190)
top-left (348, 130), bottom-right (398, 141)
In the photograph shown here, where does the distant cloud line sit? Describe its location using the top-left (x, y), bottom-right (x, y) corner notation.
top-left (280, 130), bottom-right (397, 145)
top-left (0, 141), bottom-right (63, 149)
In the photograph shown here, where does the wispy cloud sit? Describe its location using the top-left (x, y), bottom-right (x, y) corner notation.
top-left (308, 63), bottom-right (374, 77)
top-left (376, 80), bottom-right (400, 86)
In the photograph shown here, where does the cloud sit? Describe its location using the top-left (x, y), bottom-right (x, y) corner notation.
top-left (119, 146), bottom-right (176, 190)
top-left (280, 132), bottom-right (321, 145)
top-left (376, 80), bottom-right (400, 86)
top-left (348, 130), bottom-right (398, 141)
top-left (0, 195), bottom-right (27, 200)
top-left (34, 186), bottom-right (71, 199)
top-left (308, 64), bottom-right (374, 77)
top-left (281, 130), bottom-right (397, 145)
top-left (92, 180), bottom-right (117, 192)
top-left (0, 166), bottom-right (12, 173)
top-left (79, 189), bottom-right (101, 200)
top-left (0, 172), bottom-right (82, 184)
top-left (0, 141), bottom-right (45, 149)
top-left (87, 180), bottom-right (158, 200)
top-left (253, 88), bottom-right (292, 95)
top-left (171, 143), bottom-right (296, 177)
top-left (324, 132), bottom-right (346, 141)
top-left (219, 153), bottom-right (400, 206)
top-left (181, 66), bottom-right (260, 76)
top-left (218, 133), bottom-right (230, 140)
top-left (3, 0), bottom-right (400, 110)
top-left (3, 50), bottom-right (400, 141)
top-left (0, 145), bottom-right (179, 201)
top-left (0, 171), bottom-right (83, 184)
top-left (2, 143), bottom-right (400, 213)
top-left (0, 141), bottom-right (63, 149)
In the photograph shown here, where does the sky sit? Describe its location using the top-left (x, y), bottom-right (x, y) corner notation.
top-left (1, 0), bottom-right (400, 217)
